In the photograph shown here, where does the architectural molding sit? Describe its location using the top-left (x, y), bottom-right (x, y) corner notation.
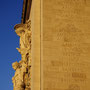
top-left (21, 0), bottom-right (32, 23)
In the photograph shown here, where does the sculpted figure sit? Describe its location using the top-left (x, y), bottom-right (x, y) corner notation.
top-left (12, 61), bottom-right (25, 90)
top-left (15, 23), bottom-right (31, 62)
top-left (12, 21), bottom-right (31, 90)
top-left (12, 61), bottom-right (28, 90)
top-left (15, 23), bottom-right (31, 49)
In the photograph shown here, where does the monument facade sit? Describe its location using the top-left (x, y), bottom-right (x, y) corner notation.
top-left (12, 0), bottom-right (90, 90)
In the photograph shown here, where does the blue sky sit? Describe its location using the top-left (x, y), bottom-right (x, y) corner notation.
top-left (0, 0), bottom-right (23, 89)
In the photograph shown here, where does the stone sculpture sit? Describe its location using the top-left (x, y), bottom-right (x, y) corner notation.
top-left (12, 20), bottom-right (31, 90)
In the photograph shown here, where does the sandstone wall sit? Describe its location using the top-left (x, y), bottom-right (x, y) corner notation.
top-left (41, 0), bottom-right (90, 90)
top-left (12, 0), bottom-right (90, 90)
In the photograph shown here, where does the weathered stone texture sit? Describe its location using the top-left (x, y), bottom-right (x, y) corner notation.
top-left (12, 0), bottom-right (90, 90)
top-left (41, 0), bottom-right (90, 90)
top-left (12, 20), bottom-right (31, 90)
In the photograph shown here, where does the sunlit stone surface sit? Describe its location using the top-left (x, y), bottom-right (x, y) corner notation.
top-left (42, 0), bottom-right (90, 90)
top-left (12, 0), bottom-right (90, 90)
top-left (12, 20), bottom-right (31, 90)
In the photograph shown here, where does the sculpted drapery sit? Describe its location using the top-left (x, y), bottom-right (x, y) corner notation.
top-left (12, 20), bottom-right (31, 90)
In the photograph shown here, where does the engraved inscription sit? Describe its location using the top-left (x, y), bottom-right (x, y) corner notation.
top-left (68, 84), bottom-right (80, 90)
top-left (43, 0), bottom-right (90, 90)
top-left (72, 72), bottom-right (86, 79)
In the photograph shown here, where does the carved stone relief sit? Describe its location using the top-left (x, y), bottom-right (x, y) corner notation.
top-left (12, 20), bottom-right (31, 90)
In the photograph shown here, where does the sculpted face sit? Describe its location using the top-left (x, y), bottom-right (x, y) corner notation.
top-left (15, 27), bottom-right (25, 37)
top-left (20, 30), bottom-right (25, 36)
top-left (12, 62), bottom-right (19, 70)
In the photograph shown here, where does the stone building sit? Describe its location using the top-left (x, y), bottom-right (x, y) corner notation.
top-left (12, 0), bottom-right (90, 90)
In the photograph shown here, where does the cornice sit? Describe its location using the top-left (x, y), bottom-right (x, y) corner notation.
top-left (21, 0), bottom-right (32, 24)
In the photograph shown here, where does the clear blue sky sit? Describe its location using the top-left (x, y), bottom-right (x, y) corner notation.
top-left (0, 0), bottom-right (23, 89)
